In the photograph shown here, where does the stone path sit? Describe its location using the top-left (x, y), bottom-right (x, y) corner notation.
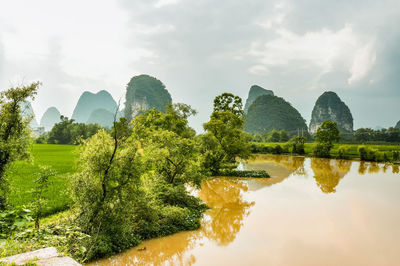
top-left (0, 247), bottom-right (81, 266)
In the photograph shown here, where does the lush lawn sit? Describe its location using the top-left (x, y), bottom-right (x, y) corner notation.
top-left (7, 144), bottom-right (79, 216)
top-left (252, 142), bottom-right (400, 159)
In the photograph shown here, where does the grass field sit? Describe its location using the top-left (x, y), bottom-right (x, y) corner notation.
top-left (253, 142), bottom-right (400, 159)
top-left (7, 144), bottom-right (79, 216)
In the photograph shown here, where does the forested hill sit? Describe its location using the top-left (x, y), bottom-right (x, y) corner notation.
top-left (244, 94), bottom-right (307, 134)
top-left (243, 85), bottom-right (274, 114)
top-left (124, 74), bottom-right (172, 121)
top-left (309, 91), bottom-right (353, 134)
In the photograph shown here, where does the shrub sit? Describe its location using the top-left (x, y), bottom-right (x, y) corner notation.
top-left (0, 207), bottom-right (32, 239)
top-left (393, 151), bottom-right (400, 161)
top-left (337, 146), bottom-right (350, 159)
top-left (313, 143), bottom-right (332, 158)
top-left (358, 146), bottom-right (386, 162)
top-left (272, 145), bottom-right (283, 154)
top-left (282, 144), bottom-right (290, 153)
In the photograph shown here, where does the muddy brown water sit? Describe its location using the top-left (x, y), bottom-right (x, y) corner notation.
top-left (91, 155), bottom-right (400, 266)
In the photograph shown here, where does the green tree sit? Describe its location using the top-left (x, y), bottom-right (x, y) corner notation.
top-left (291, 135), bottom-right (306, 154)
top-left (201, 93), bottom-right (251, 175)
top-left (313, 120), bottom-right (339, 158)
top-left (72, 129), bottom-right (144, 258)
top-left (315, 120), bottom-right (340, 144)
top-left (72, 103), bottom-right (207, 259)
top-left (47, 116), bottom-right (101, 144)
top-left (0, 82), bottom-right (40, 208)
top-left (132, 104), bottom-right (203, 187)
top-left (268, 129), bottom-right (280, 142)
top-left (279, 130), bottom-right (290, 142)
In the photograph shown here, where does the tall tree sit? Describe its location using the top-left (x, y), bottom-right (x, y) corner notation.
top-left (201, 93), bottom-right (251, 175)
top-left (0, 82), bottom-right (40, 208)
top-left (313, 120), bottom-right (340, 158)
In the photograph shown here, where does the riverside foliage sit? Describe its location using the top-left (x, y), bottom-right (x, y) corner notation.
top-left (71, 94), bottom-right (253, 260)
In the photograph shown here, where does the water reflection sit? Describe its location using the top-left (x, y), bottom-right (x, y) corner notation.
top-left (200, 179), bottom-right (254, 246)
top-left (92, 156), bottom-right (400, 266)
top-left (359, 161), bottom-right (399, 175)
top-left (311, 158), bottom-right (351, 193)
top-left (92, 178), bottom-right (253, 265)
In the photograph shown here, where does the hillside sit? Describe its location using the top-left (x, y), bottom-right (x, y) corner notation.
top-left (124, 74), bottom-right (172, 121)
top-left (309, 91), bottom-right (353, 134)
top-left (244, 85), bottom-right (274, 114)
top-left (86, 108), bottom-right (115, 128)
top-left (244, 95), bottom-right (307, 134)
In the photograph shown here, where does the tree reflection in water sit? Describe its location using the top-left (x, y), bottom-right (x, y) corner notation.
top-left (199, 179), bottom-right (254, 246)
top-left (358, 161), bottom-right (399, 175)
top-left (311, 158), bottom-right (351, 193)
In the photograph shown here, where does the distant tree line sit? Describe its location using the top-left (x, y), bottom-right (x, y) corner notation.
top-left (36, 116), bottom-right (102, 144)
top-left (354, 127), bottom-right (400, 143)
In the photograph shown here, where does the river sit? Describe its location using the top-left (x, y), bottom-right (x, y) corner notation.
top-left (91, 155), bottom-right (400, 266)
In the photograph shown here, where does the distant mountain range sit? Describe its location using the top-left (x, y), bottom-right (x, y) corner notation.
top-left (21, 75), bottom-right (397, 134)
top-left (71, 90), bottom-right (118, 125)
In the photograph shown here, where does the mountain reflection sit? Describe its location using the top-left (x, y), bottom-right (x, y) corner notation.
top-left (311, 158), bottom-right (351, 193)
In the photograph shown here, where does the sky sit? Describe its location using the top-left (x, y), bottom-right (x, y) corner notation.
top-left (0, 0), bottom-right (399, 132)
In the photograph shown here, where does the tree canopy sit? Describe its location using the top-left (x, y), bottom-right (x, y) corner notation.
top-left (201, 93), bottom-right (251, 175)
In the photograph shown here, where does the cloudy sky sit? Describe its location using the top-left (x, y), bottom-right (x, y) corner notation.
top-left (0, 0), bottom-right (399, 132)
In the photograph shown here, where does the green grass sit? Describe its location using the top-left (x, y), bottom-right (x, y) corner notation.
top-left (7, 144), bottom-right (79, 216)
top-left (252, 142), bottom-right (400, 159)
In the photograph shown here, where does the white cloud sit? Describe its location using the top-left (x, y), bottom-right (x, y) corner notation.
top-left (154, 0), bottom-right (182, 8)
top-left (348, 41), bottom-right (376, 84)
top-left (248, 24), bottom-right (359, 75)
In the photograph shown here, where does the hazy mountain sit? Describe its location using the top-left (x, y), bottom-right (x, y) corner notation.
top-left (40, 107), bottom-right (61, 131)
top-left (72, 90), bottom-right (118, 123)
top-left (124, 74), bottom-right (172, 121)
top-left (20, 101), bottom-right (39, 128)
top-left (244, 85), bottom-right (274, 114)
top-left (395, 121), bottom-right (400, 129)
top-left (309, 91), bottom-right (353, 134)
top-left (87, 108), bottom-right (116, 128)
top-left (244, 95), bottom-right (307, 135)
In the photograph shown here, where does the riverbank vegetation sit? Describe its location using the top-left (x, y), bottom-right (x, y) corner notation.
top-left (1, 86), bottom-right (260, 263)
top-left (250, 142), bottom-right (400, 162)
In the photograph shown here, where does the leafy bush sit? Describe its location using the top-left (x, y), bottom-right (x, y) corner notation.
top-left (313, 143), bottom-right (332, 158)
top-left (358, 146), bottom-right (387, 162)
top-left (393, 151), bottom-right (400, 161)
top-left (272, 145), bottom-right (283, 154)
top-left (0, 207), bottom-right (32, 239)
top-left (337, 146), bottom-right (350, 159)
